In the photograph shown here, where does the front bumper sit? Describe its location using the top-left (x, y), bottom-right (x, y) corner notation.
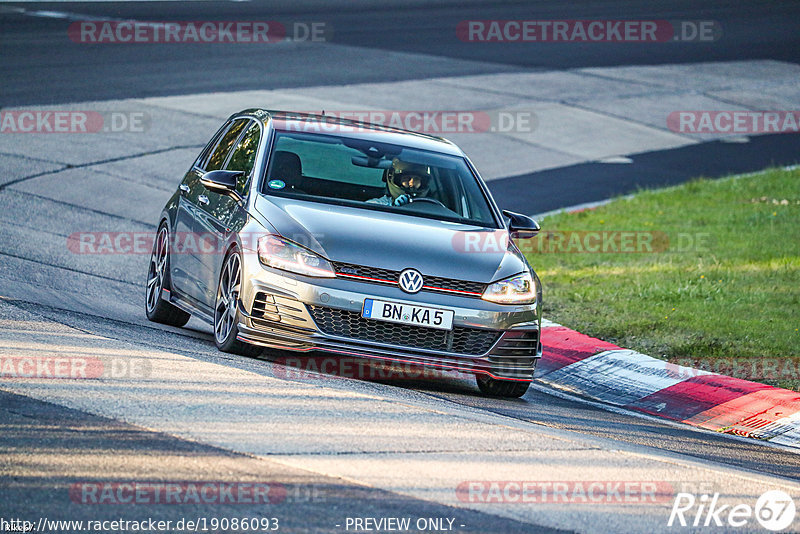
top-left (236, 251), bottom-right (542, 381)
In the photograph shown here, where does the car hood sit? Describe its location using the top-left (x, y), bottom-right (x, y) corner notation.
top-left (253, 195), bottom-right (527, 283)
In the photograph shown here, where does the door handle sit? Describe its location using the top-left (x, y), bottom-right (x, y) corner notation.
top-left (198, 195), bottom-right (209, 206)
top-left (179, 184), bottom-right (189, 193)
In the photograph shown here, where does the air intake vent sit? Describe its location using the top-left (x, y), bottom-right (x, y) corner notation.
top-left (308, 305), bottom-right (501, 356)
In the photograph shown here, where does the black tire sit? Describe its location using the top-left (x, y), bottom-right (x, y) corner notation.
top-left (214, 248), bottom-right (262, 357)
top-left (476, 374), bottom-right (531, 398)
top-left (145, 224), bottom-right (191, 327)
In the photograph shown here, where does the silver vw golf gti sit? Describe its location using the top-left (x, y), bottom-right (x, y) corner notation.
top-left (146, 110), bottom-right (542, 397)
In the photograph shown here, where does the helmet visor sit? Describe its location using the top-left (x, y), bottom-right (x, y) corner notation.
top-left (390, 171), bottom-right (430, 192)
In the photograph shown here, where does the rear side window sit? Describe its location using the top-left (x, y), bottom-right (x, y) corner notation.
top-left (204, 119), bottom-right (249, 171)
top-left (224, 121), bottom-right (261, 195)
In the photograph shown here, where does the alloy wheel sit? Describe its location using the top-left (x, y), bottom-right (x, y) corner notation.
top-left (215, 253), bottom-right (241, 344)
top-left (146, 226), bottom-right (169, 313)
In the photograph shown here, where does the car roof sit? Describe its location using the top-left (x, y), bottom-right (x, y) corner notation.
top-left (231, 109), bottom-right (465, 156)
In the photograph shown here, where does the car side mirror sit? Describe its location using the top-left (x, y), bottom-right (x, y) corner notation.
top-left (503, 210), bottom-right (540, 239)
top-left (201, 170), bottom-right (244, 199)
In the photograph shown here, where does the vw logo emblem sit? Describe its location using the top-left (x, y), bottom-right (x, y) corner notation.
top-left (398, 269), bottom-right (424, 293)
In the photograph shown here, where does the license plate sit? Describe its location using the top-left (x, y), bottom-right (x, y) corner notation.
top-left (362, 299), bottom-right (454, 331)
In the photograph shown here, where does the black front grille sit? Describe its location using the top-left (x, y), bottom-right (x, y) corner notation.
top-left (332, 262), bottom-right (486, 296)
top-left (489, 330), bottom-right (540, 369)
top-left (451, 328), bottom-right (503, 355)
top-left (334, 262), bottom-right (397, 283)
top-left (308, 305), bottom-right (502, 356)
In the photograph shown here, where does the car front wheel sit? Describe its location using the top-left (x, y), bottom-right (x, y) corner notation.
top-left (214, 248), bottom-right (261, 357)
top-left (475, 374), bottom-right (530, 398)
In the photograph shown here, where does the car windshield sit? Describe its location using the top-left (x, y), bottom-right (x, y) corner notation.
top-left (260, 131), bottom-right (499, 227)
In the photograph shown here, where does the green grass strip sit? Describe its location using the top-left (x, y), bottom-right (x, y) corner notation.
top-left (525, 166), bottom-right (800, 389)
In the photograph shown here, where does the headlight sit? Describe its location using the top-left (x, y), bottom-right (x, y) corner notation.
top-left (257, 235), bottom-right (335, 278)
top-left (482, 272), bottom-right (536, 304)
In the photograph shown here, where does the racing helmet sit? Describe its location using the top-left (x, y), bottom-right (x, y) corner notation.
top-left (386, 159), bottom-right (431, 199)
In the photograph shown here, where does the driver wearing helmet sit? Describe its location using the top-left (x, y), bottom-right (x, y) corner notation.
top-left (367, 158), bottom-right (431, 206)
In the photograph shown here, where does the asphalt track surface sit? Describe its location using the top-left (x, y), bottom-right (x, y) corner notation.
top-left (494, 132), bottom-right (800, 215)
top-left (2, 0), bottom-right (800, 105)
top-left (2, 2), bottom-right (800, 533)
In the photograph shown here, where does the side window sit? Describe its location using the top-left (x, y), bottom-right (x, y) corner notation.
top-left (224, 121), bottom-right (261, 195)
top-left (195, 125), bottom-right (227, 169)
top-left (204, 119), bottom-right (248, 171)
